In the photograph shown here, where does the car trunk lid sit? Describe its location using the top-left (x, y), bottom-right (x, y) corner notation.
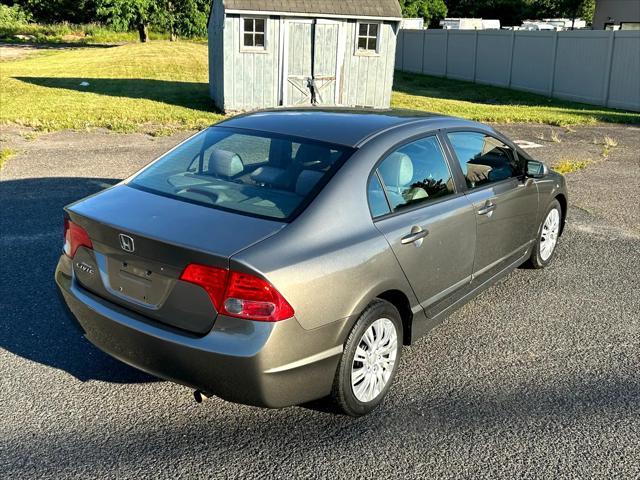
top-left (66, 185), bottom-right (285, 334)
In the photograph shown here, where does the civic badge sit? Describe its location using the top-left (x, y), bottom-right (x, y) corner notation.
top-left (75, 261), bottom-right (95, 275)
top-left (119, 234), bottom-right (135, 253)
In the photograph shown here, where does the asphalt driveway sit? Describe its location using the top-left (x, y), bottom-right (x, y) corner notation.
top-left (1, 124), bottom-right (639, 479)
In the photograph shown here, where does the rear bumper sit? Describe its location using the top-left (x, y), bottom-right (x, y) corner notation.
top-left (55, 255), bottom-right (348, 408)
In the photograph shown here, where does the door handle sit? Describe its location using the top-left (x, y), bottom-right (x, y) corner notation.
top-left (521, 178), bottom-right (535, 188)
top-left (477, 202), bottom-right (496, 216)
top-left (401, 227), bottom-right (429, 245)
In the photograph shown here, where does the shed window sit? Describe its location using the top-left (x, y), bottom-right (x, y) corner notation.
top-left (242, 17), bottom-right (266, 49)
top-left (357, 23), bottom-right (379, 52)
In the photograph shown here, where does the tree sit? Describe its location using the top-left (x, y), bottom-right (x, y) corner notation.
top-left (562, 0), bottom-right (595, 26)
top-left (152, 0), bottom-right (208, 41)
top-left (526, 0), bottom-right (595, 25)
top-left (446, 0), bottom-right (531, 26)
top-left (96, 0), bottom-right (155, 42)
top-left (6, 0), bottom-right (97, 23)
top-left (444, 0), bottom-right (594, 27)
top-left (95, 0), bottom-right (208, 42)
top-left (400, 0), bottom-right (448, 27)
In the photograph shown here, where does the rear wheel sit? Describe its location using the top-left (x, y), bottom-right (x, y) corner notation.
top-left (527, 199), bottom-right (562, 269)
top-left (330, 299), bottom-right (402, 417)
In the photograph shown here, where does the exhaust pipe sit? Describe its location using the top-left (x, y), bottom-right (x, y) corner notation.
top-left (193, 390), bottom-right (211, 404)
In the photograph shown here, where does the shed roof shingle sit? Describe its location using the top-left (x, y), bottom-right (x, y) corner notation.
top-left (223, 0), bottom-right (402, 19)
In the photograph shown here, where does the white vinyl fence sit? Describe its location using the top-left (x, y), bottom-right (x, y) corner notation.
top-left (395, 29), bottom-right (640, 112)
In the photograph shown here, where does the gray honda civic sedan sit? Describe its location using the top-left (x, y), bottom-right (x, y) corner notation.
top-left (56, 109), bottom-right (567, 416)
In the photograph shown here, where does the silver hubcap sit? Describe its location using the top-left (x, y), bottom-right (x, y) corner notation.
top-left (540, 208), bottom-right (560, 261)
top-left (351, 318), bottom-right (398, 403)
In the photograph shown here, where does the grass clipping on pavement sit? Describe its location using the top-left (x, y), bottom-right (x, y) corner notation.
top-left (1, 42), bottom-right (639, 135)
top-left (0, 148), bottom-right (15, 170)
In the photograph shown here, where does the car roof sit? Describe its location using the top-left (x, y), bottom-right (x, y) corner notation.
top-left (215, 108), bottom-right (486, 148)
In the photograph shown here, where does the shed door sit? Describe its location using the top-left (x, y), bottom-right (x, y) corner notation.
top-left (284, 20), bottom-right (313, 105)
top-left (282, 19), bottom-right (342, 106)
top-left (313, 20), bottom-right (340, 105)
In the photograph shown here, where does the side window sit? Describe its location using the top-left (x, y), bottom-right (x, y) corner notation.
top-left (447, 132), bottom-right (522, 189)
top-left (375, 136), bottom-right (455, 213)
top-left (357, 22), bottom-right (379, 53)
top-left (242, 17), bottom-right (266, 50)
top-left (368, 174), bottom-right (390, 218)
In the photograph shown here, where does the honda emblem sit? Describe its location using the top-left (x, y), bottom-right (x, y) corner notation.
top-left (119, 234), bottom-right (135, 253)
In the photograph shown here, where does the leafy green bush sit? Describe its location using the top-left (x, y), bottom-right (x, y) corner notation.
top-left (95, 0), bottom-right (209, 42)
top-left (0, 19), bottom-right (173, 44)
top-left (0, 4), bottom-right (33, 28)
top-left (0, 1), bottom-right (208, 44)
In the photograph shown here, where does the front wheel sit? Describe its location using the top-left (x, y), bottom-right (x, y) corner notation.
top-left (330, 299), bottom-right (402, 417)
top-left (527, 199), bottom-right (562, 269)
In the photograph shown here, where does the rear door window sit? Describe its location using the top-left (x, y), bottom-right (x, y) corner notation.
top-left (447, 132), bottom-right (522, 189)
top-left (130, 127), bottom-right (353, 220)
top-left (367, 173), bottom-right (391, 218)
top-left (373, 136), bottom-right (455, 214)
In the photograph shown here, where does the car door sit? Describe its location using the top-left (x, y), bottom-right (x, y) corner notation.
top-left (445, 130), bottom-right (539, 281)
top-left (369, 134), bottom-right (476, 311)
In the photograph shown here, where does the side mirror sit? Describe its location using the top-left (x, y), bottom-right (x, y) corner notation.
top-left (526, 159), bottom-right (549, 178)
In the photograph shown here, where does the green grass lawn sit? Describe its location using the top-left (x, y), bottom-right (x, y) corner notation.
top-left (1, 42), bottom-right (222, 134)
top-left (392, 72), bottom-right (639, 126)
top-left (1, 41), bottom-right (638, 135)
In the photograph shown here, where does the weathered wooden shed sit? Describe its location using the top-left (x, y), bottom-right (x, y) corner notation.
top-left (208, 0), bottom-right (402, 112)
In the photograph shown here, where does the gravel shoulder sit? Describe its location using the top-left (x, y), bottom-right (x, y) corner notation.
top-left (1, 123), bottom-right (639, 479)
top-left (0, 43), bottom-right (96, 61)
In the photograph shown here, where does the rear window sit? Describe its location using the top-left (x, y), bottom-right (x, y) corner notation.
top-left (130, 127), bottom-right (353, 220)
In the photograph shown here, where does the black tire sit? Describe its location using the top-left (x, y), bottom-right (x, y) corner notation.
top-left (330, 299), bottom-right (403, 417)
top-left (526, 199), bottom-right (562, 269)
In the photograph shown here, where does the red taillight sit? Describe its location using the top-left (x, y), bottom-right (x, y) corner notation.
top-left (223, 271), bottom-right (295, 321)
top-left (180, 264), bottom-right (228, 312)
top-left (180, 264), bottom-right (294, 322)
top-left (63, 219), bottom-right (93, 258)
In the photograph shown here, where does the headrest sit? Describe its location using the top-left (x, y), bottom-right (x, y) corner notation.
top-left (488, 164), bottom-right (513, 183)
top-left (379, 152), bottom-right (413, 187)
top-left (295, 170), bottom-right (324, 196)
top-left (209, 150), bottom-right (244, 178)
top-left (251, 166), bottom-right (285, 185)
top-left (295, 143), bottom-right (332, 167)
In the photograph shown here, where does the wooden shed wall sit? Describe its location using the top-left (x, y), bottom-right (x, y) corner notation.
top-left (340, 22), bottom-right (396, 108)
top-left (222, 16), bottom-right (281, 111)
top-left (208, 10), bottom-right (398, 111)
